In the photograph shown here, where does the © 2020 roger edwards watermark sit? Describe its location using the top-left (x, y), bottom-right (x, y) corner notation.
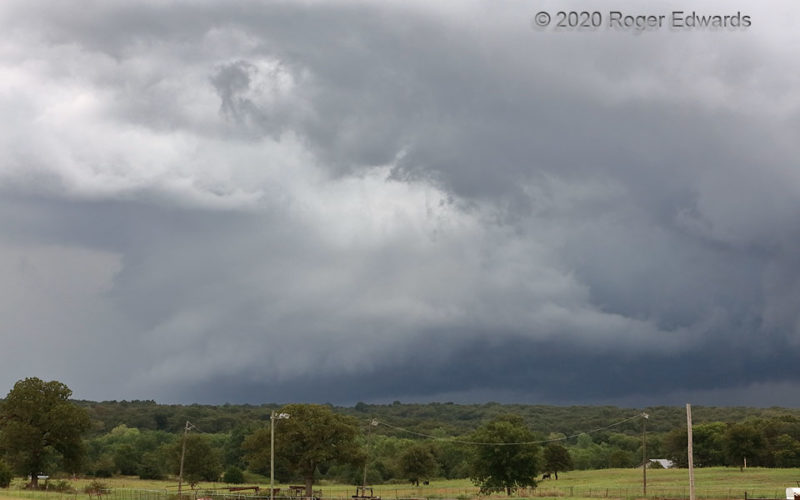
top-left (532, 11), bottom-right (752, 31)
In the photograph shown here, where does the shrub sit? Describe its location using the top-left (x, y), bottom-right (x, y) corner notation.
top-left (49, 480), bottom-right (76, 493)
top-left (84, 480), bottom-right (110, 494)
top-left (222, 466), bottom-right (245, 484)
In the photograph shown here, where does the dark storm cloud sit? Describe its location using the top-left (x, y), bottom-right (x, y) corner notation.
top-left (1, 0), bottom-right (799, 405)
top-left (172, 332), bottom-right (796, 406)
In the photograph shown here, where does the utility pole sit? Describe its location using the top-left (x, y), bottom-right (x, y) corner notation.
top-left (362, 419), bottom-right (378, 490)
top-left (687, 404), bottom-right (695, 500)
top-left (271, 411), bottom-right (290, 500)
top-left (642, 412), bottom-right (649, 496)
top-left (271, 412), bottom-right (277, 500)
top-left (178, 421), bottom-right (195, 499)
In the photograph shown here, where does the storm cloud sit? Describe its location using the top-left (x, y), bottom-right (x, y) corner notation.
top-left (1, 0), bottom-right (799, 406)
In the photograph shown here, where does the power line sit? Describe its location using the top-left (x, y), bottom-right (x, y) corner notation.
top-left (374, 413), bottom-right (645, 446)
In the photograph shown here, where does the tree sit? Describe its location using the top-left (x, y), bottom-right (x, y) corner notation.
top-left (114, 443), bottom-right (139, 475)
top-left (607, 449), bottom-right (633, 468)
top-left (224, 425), bottom-right (255, 469)
top-left (662, 428), bottom-right (689, 468)
top-left (243, 404), bottom-right (363, 498)
top-left (0, 378), bottom-right (90, 488)
top-left (399, 443), bottom-right (437, 486)
top-left (169, 434), bottom-right (222, 482)
top-left (725, 422), bottom-right (764, 470)
top-left (663, 422), bottom-right (729, 469)
top-left (222, 466), bottom-right (245, 484)
top-left (773, 434), bottom-right (800, 468)
top-left (433, 441), bottom-right (470, 479)
top-left (137, 451), bottom-right (167, 480)
top-left (693, 423), bottom-right (727, 467)
top-left (0, 459), bottom-right (12, 488)
top-left (468, 415), bottom-right (539, 495)
top-left (101, 425), bottom-right (142, 475)
top-left (542, 443), bottom-right (572, 479)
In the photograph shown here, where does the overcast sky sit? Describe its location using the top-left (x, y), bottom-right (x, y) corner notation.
top-left (1, 0), bottom-right (799, 407)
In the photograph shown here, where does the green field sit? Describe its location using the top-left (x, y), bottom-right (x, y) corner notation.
top-left (2, 468), bottom-right (799, 500)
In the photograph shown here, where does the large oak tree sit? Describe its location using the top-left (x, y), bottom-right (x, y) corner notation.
top-left (543, 443), bottom-right (572, 479)
top-left (0, 378), bottom-right (90, 488)
top-left (243, 404), bottom-right (363, 497)
top-left (468, 415), bottom-right (539, 495)
top-left (399, 443), bottom-right (437, 486)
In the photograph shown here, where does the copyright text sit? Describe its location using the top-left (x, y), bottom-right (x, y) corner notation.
top-left (532, 11), bottom-right (752, 32)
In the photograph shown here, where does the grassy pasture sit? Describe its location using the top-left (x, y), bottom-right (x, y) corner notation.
top-left (529, 467), bottom-right (800, 499)
top-left (2, 468), bottom-right (800, 500)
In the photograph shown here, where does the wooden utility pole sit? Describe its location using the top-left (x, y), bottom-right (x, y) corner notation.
top-left (362, 419), bottom-right (378, 490)
top-left (687, 404), bottom-right (695, 500)
top-left (271, 412), bottom-right (275, 500)
top-left (642, 412), bottom-right (649, 496)
top-left (178, 421), bottom-right (194, 499)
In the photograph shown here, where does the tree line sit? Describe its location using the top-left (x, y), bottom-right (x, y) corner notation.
top-left (4, 378), bottom-right (800, 495)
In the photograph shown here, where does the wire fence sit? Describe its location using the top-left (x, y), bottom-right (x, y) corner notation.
top-left (0, 486), bottom-right (790, 500)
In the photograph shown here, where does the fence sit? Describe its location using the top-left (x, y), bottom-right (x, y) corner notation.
top-left (1, 487), bottom-right (790, 500)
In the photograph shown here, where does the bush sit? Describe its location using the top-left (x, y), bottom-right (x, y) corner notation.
top-left (84, 480), bottom-right (110, 495)
top-left (0, 460), bottom-right (12, 488)
top-left (222, 466), bottom-right (245, 484)
top-left (49, 480), bottom-right (76, 493)
top-left (138, 452), bottom-right (166, 480)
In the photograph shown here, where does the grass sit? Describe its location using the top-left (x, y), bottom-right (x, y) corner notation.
top-left (527, 467), bottom-right (800, 498)
top-left (2, 468), bottom-right (800, 500)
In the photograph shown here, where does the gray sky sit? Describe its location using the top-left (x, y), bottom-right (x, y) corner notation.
top-left (1, 0), bottom-right (799, 406)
